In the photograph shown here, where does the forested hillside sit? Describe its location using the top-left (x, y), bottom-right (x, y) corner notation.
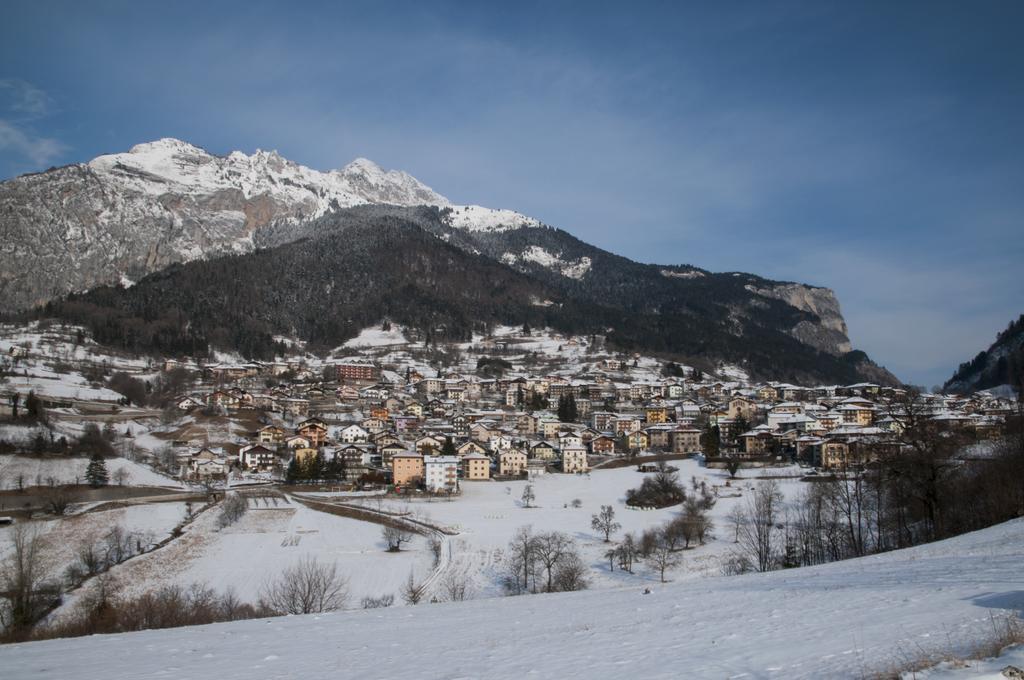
top-left (945, 314), bottom-right (1024, 393)
top-left (26, 208), bottom-right (898, 385)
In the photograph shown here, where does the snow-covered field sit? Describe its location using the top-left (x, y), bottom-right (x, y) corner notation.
top-left (66, 498), bottom-right (434, 609)
top-left (340, 325), bottom-right (411, 349)
top-left (0, 455), bottom-right (182, 490)
top-left (0, 501), bottom-right (188, 574)
top-left (3, 514), bottom-right (1022, 679)
top-left (0, 323), bottom-right (150, 402)
top-left (354, 459), bottom-right (800, 596)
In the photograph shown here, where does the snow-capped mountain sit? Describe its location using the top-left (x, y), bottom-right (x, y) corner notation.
top-left (0, 138), bottom-right (537, 311)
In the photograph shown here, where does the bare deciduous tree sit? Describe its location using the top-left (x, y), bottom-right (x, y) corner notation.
top-left (502, 525), bottom-right (537, 594)
top-left (552, 551), bottom-right (589, 592)
top-left (401, 571), bottom-right (427, 605)
top-left (45, 488), bottom-right (72, 516)
top-left (428, 536), bottom-right (443, 567)
top-left (726, 504), bottom-right (745, 544)
top-left (217, 493), bottom-right (248, 529)
top-left (737, 480), bottom-right (784, 572)
top-left (682, 498), bottom-right (713, 545)
top-left (112, 467), bottom-right (131, 486)
top-left (361, 593), bottom-right (395, 609)
top-left (0, 524), bottom-right (56, 637)
top-left (647, 531), bottom-right (683, 583)
top-left (532, 531), bottom-right (573, 593)
top-left (591, 505), bottom-right (621, 542)
top-left (381, 525), bottom-right (415, 552)
top-left (616, 532), bottom-right (638, 573)
top-left (521, 484), bottom-right (535, 508)
top-left (261, 556), bottom-right (348, 614)
top-left (441, 570), bottom-right (472, 601)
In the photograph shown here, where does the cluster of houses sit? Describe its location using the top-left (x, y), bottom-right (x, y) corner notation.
top-left (176, 356), bottom-right (1017, 489)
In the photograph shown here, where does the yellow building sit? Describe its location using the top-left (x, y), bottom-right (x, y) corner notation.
top-left (462, 453), bottom-right (491, 480)
top-left (644, 406), bottom-right (669, 424)
top-left (392, 453), bottom-right (424, 487)
top-left (293, 446), bottom-right (318, 464)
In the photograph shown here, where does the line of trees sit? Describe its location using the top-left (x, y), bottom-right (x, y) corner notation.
top-left (602, 497), bottom-right (715, 582)
top-left (502, 526), bottom-right (589, 595)
top-left (285, 453), bottom-right (346, 485)
top-left (724, 391), bottom-right (1024, 574)
top-left (5, 539), bottom-right (349, 642)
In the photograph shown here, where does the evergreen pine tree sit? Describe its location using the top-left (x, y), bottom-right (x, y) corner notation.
top-left (285, 458), bottom-right (300, 484)
top-left (558, 394), bottom-right (578, 422)
top-left (305, 454), bottom-right (325, 483)
top-left (702, 423), bottom-right (721, 458)
top-left (732, 414), bottom-right (750, 440)
top-left (441, 436), bottom-right (456, 456)
top-left (25, 390), bottom-right (41, 420)
top-left (85, 452), bottom-right (109, 488)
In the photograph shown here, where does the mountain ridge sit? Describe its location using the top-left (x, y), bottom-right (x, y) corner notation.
top-left (0, 137), bottom-right (536, 310)
top-left (944, 314), bottom-right (1024, 394)
top-left (33, 204), bottom-right (899, 385)
top-left (1, 139), bottom-right (897, 384)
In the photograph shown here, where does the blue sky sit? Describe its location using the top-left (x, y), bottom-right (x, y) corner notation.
top-left (2, 1), bottom-right (1022, 387)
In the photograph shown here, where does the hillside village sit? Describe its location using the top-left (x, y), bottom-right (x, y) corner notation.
top-left (2, 322), bottom-right (1016, 495)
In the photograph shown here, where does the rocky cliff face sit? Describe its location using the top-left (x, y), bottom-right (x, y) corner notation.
top-left (746, 283), bottom-right (852, 356)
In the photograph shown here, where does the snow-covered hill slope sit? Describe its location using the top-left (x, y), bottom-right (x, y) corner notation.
top-left (3, 518), bottom-right (1022, 679)
top-left (0, 139), bottom-right (537, 311)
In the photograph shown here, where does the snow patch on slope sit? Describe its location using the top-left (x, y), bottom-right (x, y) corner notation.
top-left (444, 204), bottom-right (541, 232)
top-left (661, 268), bottom-right (705, 279)
top-left (341, 325), bottom-right (410, 349)
top-left (502, 246), bottom-right (591, 280)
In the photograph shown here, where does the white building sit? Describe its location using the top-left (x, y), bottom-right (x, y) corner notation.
top-left (561, 445), bottom-right (589, 474)
top-left (339, 424), bottom-right (369, 443)
top-left (423, 455), bottom-right (460, 493)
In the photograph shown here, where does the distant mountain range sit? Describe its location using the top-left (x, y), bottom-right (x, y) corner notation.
top-left (944, 314), bottom-right (1024, 394)
top-left (1, 139), bottom-right (898, 385)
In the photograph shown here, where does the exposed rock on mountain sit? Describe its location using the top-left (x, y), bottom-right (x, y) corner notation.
top-left (0, 139), bottom-right (532, 310)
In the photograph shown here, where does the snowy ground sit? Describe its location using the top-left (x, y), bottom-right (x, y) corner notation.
top-left (347, 460), bottom-right (805, 597)
top-left (59, 497), bottom-right (435, 611)
top-left (0, 502), bottom-right (188, 577)
top-left (334, 323), bottom-right (715, 384)
top-left (0, 322), bottom-right (150, 402)
top-left (915, 645), bottom-right (1024, 679)
top-left (0, 455), bottom-right (183, 490)
top-left (3, 516), bottom-right (1022, 679)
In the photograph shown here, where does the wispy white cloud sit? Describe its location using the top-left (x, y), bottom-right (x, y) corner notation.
top-left (0, 79), bottom-right (67, 171)
top-left (0, 79), bottom-right (53, 117)
top-left (0, 119), bottom-right (67, 166)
